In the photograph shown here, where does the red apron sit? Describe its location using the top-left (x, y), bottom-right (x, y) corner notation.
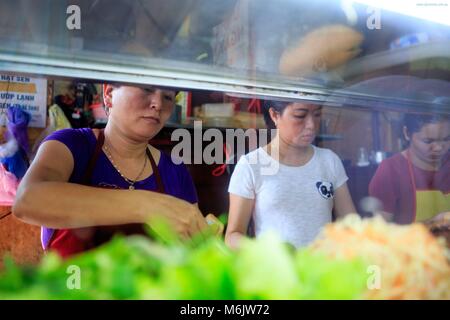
top-left (48, 129), bottom-right (165, 258)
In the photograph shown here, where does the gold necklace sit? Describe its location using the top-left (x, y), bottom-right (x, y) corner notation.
top-left (103, 145), bottom-right (148, 190)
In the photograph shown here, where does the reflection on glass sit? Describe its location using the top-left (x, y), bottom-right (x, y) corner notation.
top-left (0, 0), bottom-right (450, 111)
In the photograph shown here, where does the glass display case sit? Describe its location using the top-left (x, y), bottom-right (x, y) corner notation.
top-left (0, 0), bottom-right (449, 111)
top-left (0, 1), bottom-right (449, 231)
top-left (0, 0), bottom-right (449, 301)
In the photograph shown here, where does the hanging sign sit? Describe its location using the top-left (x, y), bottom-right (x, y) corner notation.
top-left (0, 74), bottom-right (48, 128)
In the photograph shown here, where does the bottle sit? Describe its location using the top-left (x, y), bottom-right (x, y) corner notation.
top-left (357, 147), bottom-right (370, 167)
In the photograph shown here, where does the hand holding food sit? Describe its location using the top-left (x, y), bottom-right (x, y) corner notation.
top-left (425, 212), bottom-right (450, 248)
top-left (147, 196), bottom-right (208, 240)
top-left (205, 213), bottom-right (225, 236)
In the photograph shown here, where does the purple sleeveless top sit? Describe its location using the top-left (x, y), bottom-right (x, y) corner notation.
top-left (41, 128), bottom-right (198, 249)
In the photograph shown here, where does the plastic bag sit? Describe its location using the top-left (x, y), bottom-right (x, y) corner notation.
top-left (7, 106), bottom-right (31, 153)
top-left (0, 131), bottom-right (28, 179)
top-left (49, 104), bottom-right (72, 131)
top-left (0, 163), bottom-right (19, 206)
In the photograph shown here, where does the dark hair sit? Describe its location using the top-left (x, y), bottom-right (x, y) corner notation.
top-left (404, 99), bottom-right (449, 135)
top-left (404, 113), bottom-right (447, 135)
top-left (262, 100), bottom-right (290, 129)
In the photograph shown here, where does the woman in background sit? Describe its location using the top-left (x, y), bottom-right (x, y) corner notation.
top-left (369, 111), bottom-right (449, 224)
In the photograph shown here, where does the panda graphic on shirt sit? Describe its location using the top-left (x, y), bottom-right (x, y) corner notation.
top-left (316, 181), bottom-right (334, 199)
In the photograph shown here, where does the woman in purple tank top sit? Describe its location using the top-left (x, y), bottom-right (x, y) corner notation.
top-left (12, 84), bottom-right (207, 257)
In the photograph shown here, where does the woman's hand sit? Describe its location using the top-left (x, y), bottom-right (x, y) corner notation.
top-left (144, 195), bottom-right (208, 239)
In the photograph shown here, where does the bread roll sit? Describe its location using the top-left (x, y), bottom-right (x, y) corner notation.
top-left (279, 24), bottom-right (363, 77)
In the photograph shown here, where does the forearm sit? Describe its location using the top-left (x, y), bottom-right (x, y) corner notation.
top-left (13, 181), bottom-right (181, 228)
top-left (334, 183), bottom-right (356, 219)
top-left (226, 194), bottom-right (255, 249)
top-left (335, 202), bottom-right (356, 219)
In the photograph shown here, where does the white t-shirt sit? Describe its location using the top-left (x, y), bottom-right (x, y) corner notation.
top-left (228, 145), bottom-right (348, 248)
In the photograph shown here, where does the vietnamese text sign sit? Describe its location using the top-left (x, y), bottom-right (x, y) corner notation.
top-left (0, 74), bottom-right (48, 128)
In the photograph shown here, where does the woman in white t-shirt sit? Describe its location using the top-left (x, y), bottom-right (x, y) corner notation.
top-left (226, 100), bottom-right (356, 249)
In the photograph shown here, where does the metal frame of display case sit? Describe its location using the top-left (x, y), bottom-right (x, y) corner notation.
top-left (1, 0), bottom-right (449, 115)
top-left (1, 49), bottom-right (449, 115)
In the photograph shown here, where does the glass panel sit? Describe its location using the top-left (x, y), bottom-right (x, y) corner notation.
top-left (0, 0), bottom-right (450, 113)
